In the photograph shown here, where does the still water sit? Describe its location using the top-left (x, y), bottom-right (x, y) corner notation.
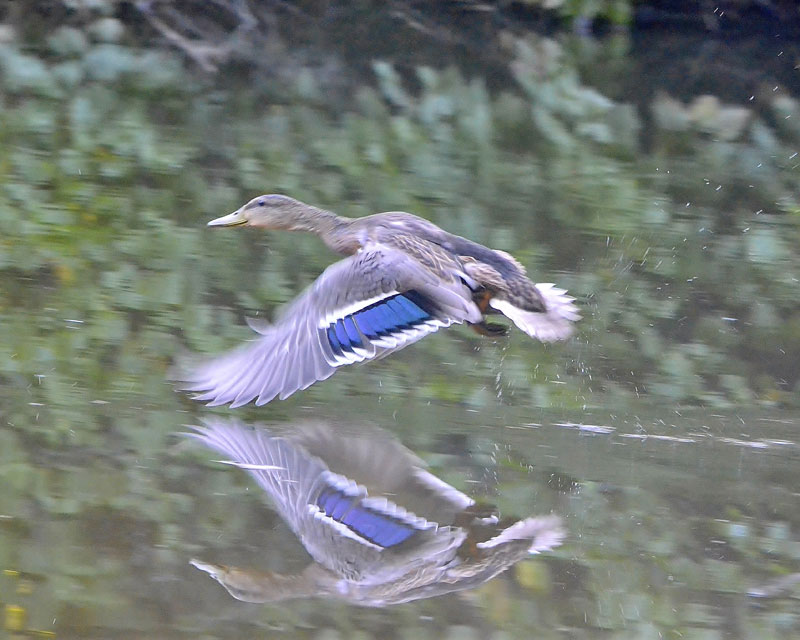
top-left (1, 11), bottom-right (799, 640)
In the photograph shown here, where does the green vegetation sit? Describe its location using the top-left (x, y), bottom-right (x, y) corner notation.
top-left (1, 23), bottom-right (798, 424)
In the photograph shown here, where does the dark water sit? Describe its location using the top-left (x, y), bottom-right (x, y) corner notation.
top-left (1, 16), bottom-right (799, 640)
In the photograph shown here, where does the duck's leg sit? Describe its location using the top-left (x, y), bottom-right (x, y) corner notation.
top-left (454, 503), bottom-right (500, 559)
top-left (454, 503), bottom-right (499, 528)
top-left (469, 321), bottom-right (508, 337)
top-left (469, 289), bottom-right (507, 336)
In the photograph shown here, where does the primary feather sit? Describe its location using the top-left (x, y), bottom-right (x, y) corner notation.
top-left (180, 196), bottom-right (579, 407)
top-left (186, 418), bottom-right (565, 606)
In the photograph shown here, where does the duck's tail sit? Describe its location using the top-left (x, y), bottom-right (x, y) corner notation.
top-left (489, 283), bottom-right (580, 342)
top-left (475, 514), bottom-right (565, 554)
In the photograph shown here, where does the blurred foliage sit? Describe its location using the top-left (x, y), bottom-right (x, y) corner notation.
top-left (0, 4), bottom-right (799, 639)
top-left (1, 17), bottom-right (798, 428)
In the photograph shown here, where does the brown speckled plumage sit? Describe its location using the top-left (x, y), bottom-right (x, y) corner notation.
top-left (180, 195), bottom-right (579, 407)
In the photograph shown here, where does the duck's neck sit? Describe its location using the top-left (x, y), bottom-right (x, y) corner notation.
top-left (284, 205), bottom-right (358, 254)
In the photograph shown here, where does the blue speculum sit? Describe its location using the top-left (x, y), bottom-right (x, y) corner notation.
top-left (326, 291), bottom-right (433, 353)
top-left (316, 485), bottom-right (417, 548)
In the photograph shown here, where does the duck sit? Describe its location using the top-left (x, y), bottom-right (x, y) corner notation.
top-left (182, 195), bottom-right (579, 407)
top-left (186, 418), bottom-right (564, 606)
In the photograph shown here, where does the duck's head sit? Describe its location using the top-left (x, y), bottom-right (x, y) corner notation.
top-left (207, 194), bottom-right (310, 230)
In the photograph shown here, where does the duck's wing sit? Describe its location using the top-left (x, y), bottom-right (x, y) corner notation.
top-left (186, 419), bottom-right (465, 578)
top-left (290, 422), bottom-right (475, 525)
top-left (181, 243), bottom-right (480, 407)
top-left (186, 420), bottom-right (327, 531)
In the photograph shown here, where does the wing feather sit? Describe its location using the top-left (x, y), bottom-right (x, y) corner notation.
top-left (180, 244), bottom-right (479, 407)
top-left (185, 419), bottom-right (462, 575)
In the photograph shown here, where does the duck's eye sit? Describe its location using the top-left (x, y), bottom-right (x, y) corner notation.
top-left (257, 199), bottom-right (266, 207)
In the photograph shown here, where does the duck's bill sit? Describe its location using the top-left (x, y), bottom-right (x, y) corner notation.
top-left (208, 209), bottom-right (247, 227)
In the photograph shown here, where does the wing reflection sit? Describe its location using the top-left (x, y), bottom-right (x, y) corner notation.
top-left (186, 419), bottom-right (563, 607)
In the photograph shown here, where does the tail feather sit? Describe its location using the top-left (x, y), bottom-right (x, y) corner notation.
top-left (476, 515), bottom-right (565, 553)
top-left (489, 283), bottom-right (579, 342)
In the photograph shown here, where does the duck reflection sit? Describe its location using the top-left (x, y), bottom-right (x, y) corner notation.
top-left (187, 419), bottom-right (564, 606)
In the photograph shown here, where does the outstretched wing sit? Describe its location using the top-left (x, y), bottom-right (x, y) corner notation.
top-left (187, 419), bottom-right (464, 577)
top-left (291, 422), bottom-right (475, 526)
top-left (186, 420), bottom-right (326, 531)
top-left (181, 244), bottom-right (480, 407)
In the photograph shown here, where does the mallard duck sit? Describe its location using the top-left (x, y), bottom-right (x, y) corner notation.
top-left (187, 419), bottom-right (564, 606)
top-left (183, 195), bottom-right (579, 407)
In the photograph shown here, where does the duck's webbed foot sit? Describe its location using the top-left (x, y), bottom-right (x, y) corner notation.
top-left (469, 321), bottom-right (508, 337)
